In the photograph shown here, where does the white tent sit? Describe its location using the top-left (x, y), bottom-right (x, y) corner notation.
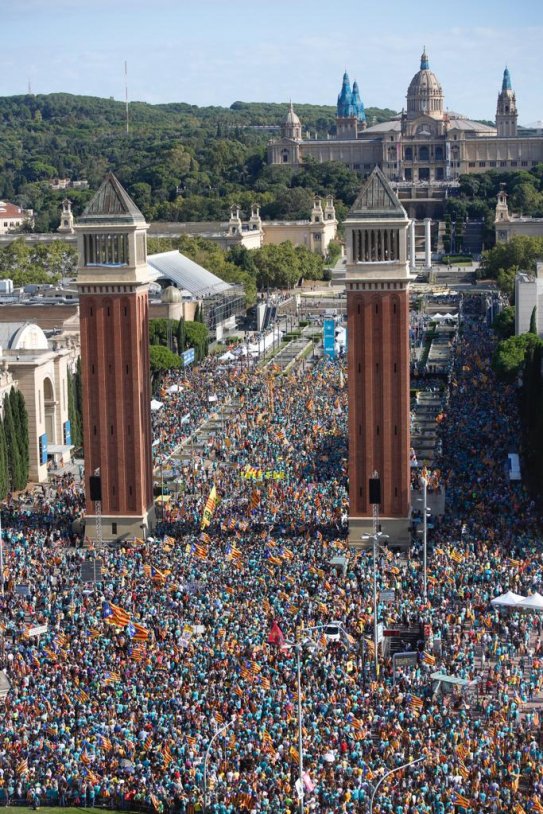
top-left (490, 590), bottom-right (525, 607)
top-left (219, 351), bottom-right (236, 362)
top-left (150, 399), bottom-right (164, 412)
top-left (517, 592), bottom-right (543, 610)
top-left (166, 384), bottom-right (182, 394)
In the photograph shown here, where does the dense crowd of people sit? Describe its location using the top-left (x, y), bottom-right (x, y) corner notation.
top-left (0, 294), bottom-right (542, 813)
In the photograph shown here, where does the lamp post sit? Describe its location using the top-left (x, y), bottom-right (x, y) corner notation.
top-left (420, 474), bottom-right (428, 603)
top-left (369, 756), bottom-right (425, 814)
top-left (282, 624), bottom-right (352, 814)
top-left (203, 717), bottom-right (236, 813)
top-left (362, 531), bottom-right (389, 676)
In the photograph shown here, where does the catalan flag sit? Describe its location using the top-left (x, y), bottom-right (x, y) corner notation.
top-left (102, 600), bottom-right (131, 627)
top-left (249, 490), bottom-right (261, 512)
top-left (162, 744), bottom-right (173, 766)
top-left (186, 735), bottom-right (197, 748)
top-left (103, 671), bottom-right (121, 684)
top-left (450, 550), bottom-right (464, 564)
top-left (289, 746), bottom-right (300, 762)
top-left (200, 532), bottom-right (211, 545)
top-left (201, 485), bottom-right (218, 530)
top-left (132, 622), bottom-right (150, 642)
top-left (16, 758), bottom-right (28, 775)
top-left (86, 769), bottom-right (100, 786)
top-left (409, 695), bottom-right (424, 714)
top-left (512, 804), bottom-right (526, 814)
top-left (458, 759), bottom-right (469, 780)
top-left (150, 793), bottom-right (162, 812)
top-left (144, 734), bottom-right (153, 751)
top-left (192, 542), bottom-right (208, 560)
top-left (80, 751), bottom-right (91, 766)
top-left (267, 551), bottom-right (282, 566)
top-left (227, 543), bottom-right (243, 561)
top-left (451, 792), bottom-right (472, 810)
top-left (531, 797), bottom-right (543, 814)
top-left (423, 651), bottom-right (436, 666)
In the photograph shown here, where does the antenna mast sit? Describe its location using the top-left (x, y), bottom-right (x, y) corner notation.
top-left (125, 60), bottom-right (129, 135)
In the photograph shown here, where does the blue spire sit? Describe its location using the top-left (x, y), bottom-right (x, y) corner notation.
top-left (351, 81), bottom-right (366, 122)
top-left (502, 66), bottom-right (512, 91)
top-left (337, 71), bottom-right (353, 117)
top-left (420, 47), bottom-right (429, 70)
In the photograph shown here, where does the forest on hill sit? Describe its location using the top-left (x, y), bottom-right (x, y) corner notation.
top-left (0, 92), bottom-right (396, 230)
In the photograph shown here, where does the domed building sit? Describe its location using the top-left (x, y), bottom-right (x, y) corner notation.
top-left (268, 49), bottom-right (543, 218)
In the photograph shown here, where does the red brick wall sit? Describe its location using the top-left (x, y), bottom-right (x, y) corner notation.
top-left (347, 287), bottom-right (410, 518)
top-left (80, 289), bottom-right (153, 518)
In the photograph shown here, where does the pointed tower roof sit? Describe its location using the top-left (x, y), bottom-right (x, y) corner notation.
top-left (502, 66), bottom-right (512, 91)
top-left (349, 166), bottom-right (407, 219)
top-left (420, 47), bottom-right (429, 70)
top-left (79, 172), bottom-right (146, 225)
top-left (337, 71), bottom-right (353, 117)
top-left (351, 81), bottom-right (366, 122)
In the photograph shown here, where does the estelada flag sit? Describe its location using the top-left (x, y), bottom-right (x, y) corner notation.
top-left (267, 620), bottom-right (285, 648)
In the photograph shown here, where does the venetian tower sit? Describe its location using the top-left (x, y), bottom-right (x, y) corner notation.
top-left (75, 173), bottom-right (155, 541)
top-left (345, 167), bottom-right (411, 544)
top-left (496, 67), bottom-right (518, 137)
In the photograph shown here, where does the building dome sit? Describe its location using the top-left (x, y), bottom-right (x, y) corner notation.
top-left (406, 48), bottom-right (444, 120)
top-left (161, 285), bottom-right (182, 303)
top-left (282, 102), bottom-right (302, 141)
top-left (284, 102), bottom-right (301, 127)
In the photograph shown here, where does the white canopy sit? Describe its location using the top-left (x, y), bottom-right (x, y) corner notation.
top-left (219, 351), bottom-right (236, 361)
top-left (166, 384), bottom-right (182, 393)
top-left (517, 592), bottom-right (543, 610)
top-left (150, 399), bottom-right (164, 412)
top-left (490, 590), bottom-right (525, 607)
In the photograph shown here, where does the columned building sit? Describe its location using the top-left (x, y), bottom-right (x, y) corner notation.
top-left (345, 167), bottom-right (411, 544)
top-left (268, 52), bottom-right (543, 218)
top-left (75, 173), bottom-right (155, 541)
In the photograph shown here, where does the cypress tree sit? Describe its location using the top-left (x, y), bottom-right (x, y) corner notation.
top-left (529, 306), bottom-right (537, 335)
top-left (75, 358), bottom-right (84, 447)
top-left (3, 392), bottom-right (23, 491)
top-left (67, 368), bottom-right (82, 447)
top-left (14, 389), bottom-right (29, 487)
top-left (177, 318), bottom-right (185, 354)
top-left (0, 419), bottom-right (9, 500)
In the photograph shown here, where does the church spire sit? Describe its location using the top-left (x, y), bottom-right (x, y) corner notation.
top-left (420, 47), bottom-right (429, 70)
top-left (502, 66), bottom-right (512, 91)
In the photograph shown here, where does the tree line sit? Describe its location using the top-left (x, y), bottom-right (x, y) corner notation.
top-left (0, 92), bottom-right (395, 232)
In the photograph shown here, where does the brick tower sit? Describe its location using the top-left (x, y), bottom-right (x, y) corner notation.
top-left (345, 167), bottom-right (411, 544)
top-left (75, 173), bottom-right (155, 541)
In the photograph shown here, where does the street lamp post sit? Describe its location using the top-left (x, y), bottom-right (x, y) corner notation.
top-left (203, 717), bottom-right (236, 813)
top-left (282, 624), bottom-right (353, 814)
top-left (369, 756), bottom-right (425, 814)
top-left (362, 530), bottom-right (389, 677)
top-left (421, 475), bottom-right (428, 603)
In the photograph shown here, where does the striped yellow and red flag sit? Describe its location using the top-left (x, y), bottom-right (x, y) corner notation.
top-left (423, 651), bottom-right (436, 666)
top-left (451, 792), bottom-right (472, 809)
top-left (162, 744), bottom-right (173, 766)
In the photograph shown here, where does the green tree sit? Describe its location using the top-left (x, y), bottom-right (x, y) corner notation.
top-left (67, 366), bottom-right (83, 447)
top-left (0, 420), bottom-right (9, 500)
top-left (492, 306), bottom-right (515, 340)
top-left (184, 321), bottom-right (209, 361)
top-left (3, 392), bottom-right (24, 490)
top-left (530, 306), bottom-right (538, 335)
top-left (149, 345), bottom-right (182, 387)
top-left (492, 333), bottom-right (543, 383)
top-left (11, 388), bottom-right (29, 488)
top-left (481, 235), bottom-right (543, 279)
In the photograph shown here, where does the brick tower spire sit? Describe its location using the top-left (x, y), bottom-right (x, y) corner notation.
top-left (75, 173), bottom-right (155, 541)
top-left (345, 166), bottom-right (411, 544)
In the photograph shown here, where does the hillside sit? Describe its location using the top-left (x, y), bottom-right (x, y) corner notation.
top-left (0, 93), bottom-right (397, 229)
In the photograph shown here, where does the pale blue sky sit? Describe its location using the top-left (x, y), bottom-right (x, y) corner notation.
top-left (1, 0), bottom-right (542, 124)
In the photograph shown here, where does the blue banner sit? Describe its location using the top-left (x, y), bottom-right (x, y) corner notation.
top-left (39, 434), bottom-right (48, 464)
top-left (182, 348), bottom-right (195, 366)
top-left (323, 319), bottom-right (336, 359)
top-left (63, 420), bottom-right (71, 445)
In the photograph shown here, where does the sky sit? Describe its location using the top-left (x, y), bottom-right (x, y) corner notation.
top-left (1, 0), bottom-right (542, 124)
